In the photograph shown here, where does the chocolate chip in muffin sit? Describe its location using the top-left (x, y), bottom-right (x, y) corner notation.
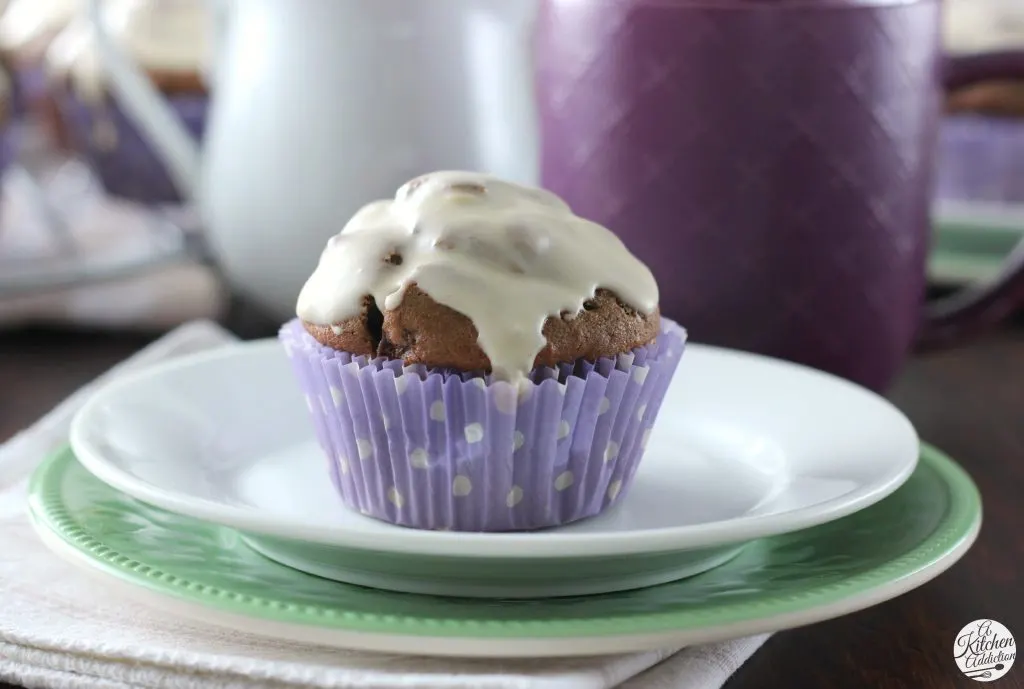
top-left (447, 181), bottom-right (487, 195)
top-left (616, 297), bottom-right (641, 318)
top-left (365, 297), bottom-right (385, 349)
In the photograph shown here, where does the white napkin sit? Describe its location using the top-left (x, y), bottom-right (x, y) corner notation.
top-left (0, 320), bottom-right (769, 689)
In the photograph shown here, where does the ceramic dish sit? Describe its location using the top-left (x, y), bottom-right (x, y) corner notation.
top-left (29, 444), bottom-right (980, 658)
top-left (930, 200), bottom-right (1024, 284)
top-left (67, 339), bottom-right (919, 597)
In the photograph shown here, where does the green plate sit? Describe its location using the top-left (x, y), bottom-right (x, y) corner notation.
top-left (28, 444), bottom-right (981, 658)
top-left (931, 208), bottom-right (1024, 284)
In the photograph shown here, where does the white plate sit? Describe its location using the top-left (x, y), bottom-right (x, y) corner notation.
top-left (31, 442), bottom-right (978, 655)
top-left (69, 339), bottom-right (919, 562)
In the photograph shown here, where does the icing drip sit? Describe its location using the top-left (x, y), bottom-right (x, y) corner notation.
top-left (0, 0), bottom-right (79, 57)
top-left (944, 0), bottom-right (1024, 55)
top-left (45, 0), bottom-right (211, 102)
top-left (296, 171), bottom-right (659, 380)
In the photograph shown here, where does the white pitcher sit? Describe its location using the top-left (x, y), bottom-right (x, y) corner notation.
top-left (86, 0), bottom-right (540, 320)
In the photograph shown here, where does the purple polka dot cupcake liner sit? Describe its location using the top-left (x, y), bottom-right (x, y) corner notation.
top-left (54, 88), bottom-right (208, 205)
top-left (936, 115), bottom-right (1024, 205)
top-left (279, 317), bottom-right (686, 532)
top-left (6, 62), bottom-right (47, 119)
top-left (0, 111), bottom-right (15, 172)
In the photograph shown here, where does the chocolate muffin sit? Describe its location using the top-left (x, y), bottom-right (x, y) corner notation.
top-left (280, 171), bottom-right (686, 532)
top-left (937, 75), bottom-right (1024, 205)
top-left (303, 285), bottom-right (660, 372)
top-left (946, 80), bottom-right (1024, 118)
top-left (44, 0), bottom-right (211, 205)
top-left (939, 0), bottom-right (1024, 205)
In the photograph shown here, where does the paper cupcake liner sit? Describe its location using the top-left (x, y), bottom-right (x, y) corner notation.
top-left (54, 88), bottom-right (208, 205)
top-left (279, 317), bottom-right (686, 532)
top-left (936, 115), bottom-right (1024, 205)
top-left (6, 63), bottom-right (47, 119)
top-left (0, 116), bottom-right (16, 173)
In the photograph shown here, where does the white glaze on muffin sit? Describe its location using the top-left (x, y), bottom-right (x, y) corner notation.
top-left (45, 0), bottom-right (212, 102)
top-left (0, 0), bottom-right (79, 60)
top-left (297, 171), bottom-right (659, 380)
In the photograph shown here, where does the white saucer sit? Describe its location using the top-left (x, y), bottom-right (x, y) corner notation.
top-left (69, 339), bottom-right (918, 596)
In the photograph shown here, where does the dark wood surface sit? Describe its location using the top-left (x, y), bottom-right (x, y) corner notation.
top-left (1, 322), bottom-right (1021, 689)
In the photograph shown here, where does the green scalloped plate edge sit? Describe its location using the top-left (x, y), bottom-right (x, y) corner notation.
top-left (930, 209), bottom-right (1024, 284)
top-left (28, 443), bottom-right (981, 642)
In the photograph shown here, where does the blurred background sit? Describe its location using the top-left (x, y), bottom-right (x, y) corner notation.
top-left (0, 0), bottom-right (1021, 384)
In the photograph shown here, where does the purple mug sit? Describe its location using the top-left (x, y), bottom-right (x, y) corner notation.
top-left (536, 0), bottom-right (1024, 391)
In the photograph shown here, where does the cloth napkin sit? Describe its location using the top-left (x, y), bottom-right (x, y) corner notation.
top-left (0, 320), bottom-right (769, 689)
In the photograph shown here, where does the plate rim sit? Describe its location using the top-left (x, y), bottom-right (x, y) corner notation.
top-left (68, 339), bottom-right (920, 558)
top-left (28, 444), bottom-right (981, 657)
top-left (930, 203), bottom-right (1024, 283)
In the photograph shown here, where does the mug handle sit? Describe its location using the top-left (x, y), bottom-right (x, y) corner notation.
top-left (919, 50), bottom-right (1024, 350)
top-left (85, 0), bottom-right (201, 203)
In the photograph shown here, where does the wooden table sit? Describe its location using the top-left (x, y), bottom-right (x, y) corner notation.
top-left (1, 322), bottom-right (1021, 689)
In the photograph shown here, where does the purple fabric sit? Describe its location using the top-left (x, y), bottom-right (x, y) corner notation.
top-left (54, 89), bottom-right (207, 205)
top-left (279, 318), bottom-right (686, 532)
top-left (936, 115), bottom-right (1024, 205)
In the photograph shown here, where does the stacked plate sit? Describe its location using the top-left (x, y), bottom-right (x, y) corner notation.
top-left (28, 338), bottom-right (981, 657)
top-left (931, 200), bottom-right (1024, 286)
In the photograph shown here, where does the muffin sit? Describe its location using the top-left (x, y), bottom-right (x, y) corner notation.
top-left (45, 0), bottom-right (211, 205)
top-left (0, 0), bottom-right (79, 147)
top-left (937, 72), bottom-right (1024, 205)
top-left (939, 2), bottom-right (1024, 205)
top-left (279, 171), bottom-right (686, 532)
